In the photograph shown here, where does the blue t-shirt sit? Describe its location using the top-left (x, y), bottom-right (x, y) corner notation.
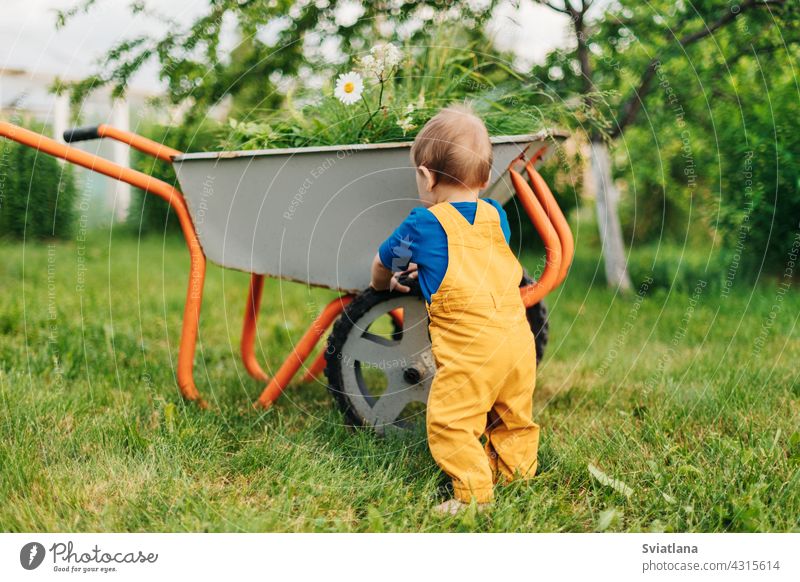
top-left (378, 199), bottom-right (511, 302)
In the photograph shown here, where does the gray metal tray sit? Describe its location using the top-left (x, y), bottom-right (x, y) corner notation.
top-left (173, 132), bottom-right (559, 292)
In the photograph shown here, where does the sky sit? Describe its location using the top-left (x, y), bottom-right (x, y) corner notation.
top-left (1, 0), bottom-right (572, 93)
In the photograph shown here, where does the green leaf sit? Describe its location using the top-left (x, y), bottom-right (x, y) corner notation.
top-left (678, 464), bottom-right (703, 477)
top-left (588, 463), bottom-right (634, 498)
top-left (596, 508), bottom-right (622, 531)
top-left (366, 506), bottom-right (385, 532)
top-left (164, 402), bottom-right (176, 433)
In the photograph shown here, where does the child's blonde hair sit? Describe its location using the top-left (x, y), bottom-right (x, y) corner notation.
top-left (410, 103), bottom-right (492, 188)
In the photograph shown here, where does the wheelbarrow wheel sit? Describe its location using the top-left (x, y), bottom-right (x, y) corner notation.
top-left (325, 274), bottom-right (549, 434)
top-left (522, 272), bottom-right (550, 362)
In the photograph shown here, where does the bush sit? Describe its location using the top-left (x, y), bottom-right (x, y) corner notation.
top-left (0, 134), bottom-right (77, 240)
top-left (625, 245), bottom-right (729, 294)
top-left (615, 47), bottom-right (800, 276)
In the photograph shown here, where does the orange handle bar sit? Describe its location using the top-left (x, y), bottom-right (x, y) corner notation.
top-left (63, 123), bottom-right (181, 162)
top-left (525, 160), bottom-right (574, 289)
top-left (510, 163), bottom-right (562, 307)
top-left (0, 120), bottom-right (207, 406)
top-left (508, 143), bottom-right (573, 306)
top-left (0, 122), bottom-right (189, 235)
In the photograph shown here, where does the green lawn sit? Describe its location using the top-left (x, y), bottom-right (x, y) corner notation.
top-left (0, 233), bottom-right (798, 532)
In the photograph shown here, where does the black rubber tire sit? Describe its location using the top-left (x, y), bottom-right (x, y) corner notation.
top-left (521, 272), bottom-right (549, 364)
top-left (325, 275), bottom-right (549, 429)
top-left (325, 277), bottom-right (424, 428)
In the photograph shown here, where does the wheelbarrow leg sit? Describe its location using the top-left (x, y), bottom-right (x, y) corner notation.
top-left (175, 207), bottom-right (209, 407)
top-left (300, 350), bottom-right (328, 383)
top-left (255, 295), bottom-right (353, 408)
top-left (389, 308), bottom-right (404, 328)
top-left (299, 306), bottom-right (403, 383)
top-left (241, 274), bottom-right (270, 382)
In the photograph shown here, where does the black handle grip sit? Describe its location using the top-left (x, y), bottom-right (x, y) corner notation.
top-left (63, 125), bottom-right (101, 143)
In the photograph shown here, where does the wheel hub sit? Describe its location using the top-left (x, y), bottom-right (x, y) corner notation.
top-left (403, 367), bottom-right (422, 385)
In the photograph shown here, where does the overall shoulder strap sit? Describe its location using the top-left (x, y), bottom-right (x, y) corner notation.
top-left (427, 202), bottom-right (463, 236)
top-left (475, 198), bottom-right (500, 226)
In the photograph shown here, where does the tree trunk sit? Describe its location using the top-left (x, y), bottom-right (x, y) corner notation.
top-left (589, 139), bottom-right (632, 292)
top-left (569, 12), bottom-right (632, 292)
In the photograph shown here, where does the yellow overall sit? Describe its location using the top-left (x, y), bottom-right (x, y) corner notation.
top-left (426, 200), bottom-right (540, 503)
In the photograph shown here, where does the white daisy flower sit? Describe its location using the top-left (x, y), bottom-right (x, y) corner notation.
top-left (334, 71), bottom-right (364, 105)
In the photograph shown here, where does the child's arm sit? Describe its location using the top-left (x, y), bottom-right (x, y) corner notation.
top-left (371, 208), bottom-right (423, 293)
top-left (370, 253), bottom-right (393, 291)
top-left (370, 254), bottom-right (418, 293)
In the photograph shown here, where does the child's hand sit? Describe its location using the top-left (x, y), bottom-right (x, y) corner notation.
top-left (389, 263), bottom-right (418, 293)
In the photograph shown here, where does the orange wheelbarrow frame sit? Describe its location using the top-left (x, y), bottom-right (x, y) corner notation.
top-left (0, 121), bottom-right (573, 410)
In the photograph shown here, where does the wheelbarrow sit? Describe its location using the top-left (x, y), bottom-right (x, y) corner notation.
top-left (0, 120), bottom-right (573, 433)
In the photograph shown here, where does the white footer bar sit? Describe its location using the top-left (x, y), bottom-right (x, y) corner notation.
top-left (1, 533), bottom-right (797, 581)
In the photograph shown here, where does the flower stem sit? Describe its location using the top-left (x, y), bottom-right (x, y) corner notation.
top-left (357, 91), bottom-right (378, 139)
top-left (377, 78), bottom-right (385, 111)
top-left (357, 74), bottom-right (390, 140)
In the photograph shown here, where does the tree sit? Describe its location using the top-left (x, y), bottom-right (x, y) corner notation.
top-left (57, 0), bottom-right (500, 123)
top-left (614, 13), bottom-right (800, 274)
top-left (528, 0), bottom-right (799, 290)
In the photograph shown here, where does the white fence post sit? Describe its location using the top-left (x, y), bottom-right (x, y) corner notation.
top-left (111, 98), bottom-right (131, 222)
top-left (53, 93), bottom-right (69, 144)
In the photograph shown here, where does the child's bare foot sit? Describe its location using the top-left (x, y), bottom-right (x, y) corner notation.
top-left (433, 499), bottom-right (491, 516)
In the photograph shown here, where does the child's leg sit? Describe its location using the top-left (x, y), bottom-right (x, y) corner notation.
top-left (486, 337), bottom-right (540, 483)
top-left (427, 366), bottom-right (495, 503)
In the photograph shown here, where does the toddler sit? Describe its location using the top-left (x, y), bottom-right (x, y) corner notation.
top-left (370, 105), bottom-right (540, 514)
